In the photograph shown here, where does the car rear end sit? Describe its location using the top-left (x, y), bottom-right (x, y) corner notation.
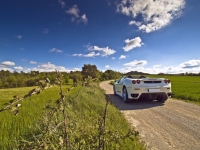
top-left (127, 78), bottom-right (172, 101)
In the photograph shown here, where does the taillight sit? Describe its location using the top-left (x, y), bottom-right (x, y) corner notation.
top-left (132, 80), bottom-right (136, 84)
top-left (164, 79), bottom-right (170, 83)
top-left (132, 80), bottom-right (140, 84)
top-left (137, 80), bottom-right (140, 84)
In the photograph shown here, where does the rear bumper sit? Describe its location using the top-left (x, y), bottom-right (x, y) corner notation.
top-left (127, 87), bottom-right (172, 100)
top-left (129, 92), bottom-right (172, 100)
top-left (134, 92), bottom-right (170, 100)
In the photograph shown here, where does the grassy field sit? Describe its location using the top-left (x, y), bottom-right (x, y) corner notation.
top-left (0, 82), bottom-right (145, 149)
top-left (0, 85), bottom-right (74, 149)
top-left (149, 75), bottom-right (200, 103)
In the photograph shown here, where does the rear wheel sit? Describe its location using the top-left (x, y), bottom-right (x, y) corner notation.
top-left (122, 87), bottom-right (130, 103)
top-left (113, 86), bottom-right (117, 95)
top-left (157, 94), bottom-right (168, 103)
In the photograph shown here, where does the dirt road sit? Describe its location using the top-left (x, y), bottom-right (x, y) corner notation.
top-left (100, 81), bottom-right (200, 150)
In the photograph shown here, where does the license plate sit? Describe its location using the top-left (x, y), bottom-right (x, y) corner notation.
top-left (148, 89), bottom-right (160, 92)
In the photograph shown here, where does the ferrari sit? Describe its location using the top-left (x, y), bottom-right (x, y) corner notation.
top-left (113, 75), bottom-right (172, 103)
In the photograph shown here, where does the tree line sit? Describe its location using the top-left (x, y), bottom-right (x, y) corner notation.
top-left (0, 64), bottom-right (122, 89)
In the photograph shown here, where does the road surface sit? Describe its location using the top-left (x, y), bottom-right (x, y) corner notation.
top-left (100, 81), bottom-right (200, 150)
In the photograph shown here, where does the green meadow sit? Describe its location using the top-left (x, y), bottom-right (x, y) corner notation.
top-left (0, 85), bottom-right (73, 149)
top-left (2, 75), bottom-right (199, 149)
top-left (0, 82), bottom-right (145, 149)
top-left (149, 75), bottom-right (200, 103)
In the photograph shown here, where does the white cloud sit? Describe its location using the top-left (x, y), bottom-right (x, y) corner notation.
top-left (112, 57), bottom-right (115, 60)
top-left (58, 0), bottom-right (66, 8)
top-left (49, 48), bottom-right (63, 53)
top-left (123, 37), bottom-right (143, 51)
top-left (37, 62), bottom-right (70, 72)
top-left (72, 45), bottom-right (116, 58)
top-left (73, 68), bottom-right (81, 71)
top-left (72, 53), bottom-right (83, 57)
top-left (14, 66), bottom-right (23, 70)
top-left (66, 5), bottom-right (88, 24)
top-left (19, 48), bottom-right (24, 50)
top-left (0, 61), bottom-right (15, 72)
top-left (179, 59), bottom-right (200, 68)
top-left (16, 35), bottom-right (22, 39)
top-left (72, 52), bottom-right (100, 57)
top-left (30, 61), bottom-right (37, 64)
top-left (119, 55), bottom-right (126, 59)
top-left (153, 65), bottom-right (161, 68)
top-left (121, 59), bottom-right (200, 74)
top-left (121, 67), bottom-right (132, 72)
top-left (0, 67), bottom-right (12, 72)
top-left (81, 14), bottom-right (88, 24)
top-left (124, 60), bottom-right (147, 67)
top-left (66, 5), bottom-right (79, 17)
top-left (84, 43), bottom-right (92, 49)
top-left (129, 20), bottom-right (141, 26)
top-left (117, 0), bottom-right (185, 33)
top-left (1, 61), bottom-right (15, 66)
top-left (84, 52), bottom-right (100, 57)
top-left (105, 65), bottom-right (109, 68)
top-left (147, 66), bottom-right (183, 74)
top-left (92, 46), bottom-right (116, 57)
top-left (43, 28), bottom-right (49, 34)
top-left (80, 15), bottom-right (88, 24)
top-left (3, 62), bottom-right (81, 73)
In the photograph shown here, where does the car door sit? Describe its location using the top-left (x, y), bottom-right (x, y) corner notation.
top-left (115, 77), bottom-right (124, 96)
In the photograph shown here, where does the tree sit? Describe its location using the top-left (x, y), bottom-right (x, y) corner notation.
top-left (64, 75), bottom-right (69, 84)
top-left (69, 71), bottom-right (82, 83)
top-left (26, 78), bottom-right (38, 87)
top-left (0, 79), bottom-right (2, 88)
top-left (102, 70), bottom-right (121, 80)
top-left (7, 75), bottom-right (17, 87)
top-left (82, 64), bottom-right (99, 79)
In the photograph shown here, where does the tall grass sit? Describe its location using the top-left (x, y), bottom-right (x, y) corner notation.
top-left (0, 82), bottom-right (145, 149)
top-left (0, 85), bottom-right (74, 149)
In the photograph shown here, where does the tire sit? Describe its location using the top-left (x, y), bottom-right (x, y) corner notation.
top-left (113, 86), bottom-right (117, 95)
top-left (157, 94), bottom-right (168, 103)
top-left (122, 87), bottom-right (130, 103)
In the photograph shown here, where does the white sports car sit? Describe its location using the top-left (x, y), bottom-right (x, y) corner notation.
top-left (113, 75), bottom-right (172, 103)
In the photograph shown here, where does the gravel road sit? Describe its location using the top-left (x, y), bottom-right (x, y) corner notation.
top-left (100, 81), bottom-right (200, 150)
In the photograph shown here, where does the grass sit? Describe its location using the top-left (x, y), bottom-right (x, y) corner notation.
top-left (0, 85), bottom-right (73, 149)
top-left (110, 80), bottom-right (115, 85)
top-left (0, 83), bottom-right (145, 149)
top-left (149, 75), bottom-right (200, 103)
top-left (57, 83), bottom-right (145, 149)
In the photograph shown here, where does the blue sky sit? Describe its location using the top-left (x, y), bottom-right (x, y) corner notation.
top-left (0, 0), bottom-right (200, 74)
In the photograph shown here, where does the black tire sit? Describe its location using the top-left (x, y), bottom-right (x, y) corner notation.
top-left (157, 94), bottom-right (168, 103)
top-left (113, 86), bottom-right (117, 95)
top-left (122, 87), bottom-right (130, 103)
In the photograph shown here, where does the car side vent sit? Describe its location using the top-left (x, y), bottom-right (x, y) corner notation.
top-left (143, 81), bottom-right (162, 83)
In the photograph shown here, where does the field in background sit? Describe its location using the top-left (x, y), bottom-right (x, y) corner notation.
top-left (149, 75), bottom-right (200, 103)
